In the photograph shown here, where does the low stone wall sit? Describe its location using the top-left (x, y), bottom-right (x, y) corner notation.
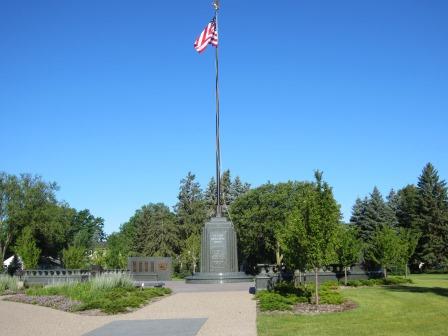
top-left (23, 269), bottom-right (130, 286)
top-left (255, 264), bottom-right (384, 291)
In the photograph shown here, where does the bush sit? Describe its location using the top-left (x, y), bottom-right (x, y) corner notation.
top-left (26, 279), bottom-right (171, 314)
top-left (344, 277), bottom-right (412, 287)
top-left (62, 246), bottom-right (87, 269)
top-left (346, 280), bottom-right (362, 287)
top-left (0, 275), bottom-right (19, 293)
top-left (382, 276), bottom-right (413, 285)
top-left (256, 291), bottom-right (299, 311)
top-left (319, 286), bottom-right (344, 304)
top-left (273, 281), bottom-right (312, 300)
top-left (91, 274), bottom-right (134, 291)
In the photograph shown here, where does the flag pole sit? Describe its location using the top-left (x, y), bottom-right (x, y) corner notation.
top-left (214, 0), bottom-right (222, 217)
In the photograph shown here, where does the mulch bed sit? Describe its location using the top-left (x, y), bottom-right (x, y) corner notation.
top-left (4, 294), bottom-right (81, 312)
top-left (292, 300), bottom-right (358, 315)
top-left (259, 300), bottom-right (358, 315)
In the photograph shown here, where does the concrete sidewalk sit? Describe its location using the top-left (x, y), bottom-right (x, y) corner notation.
top-left (0, 283), bottom-right (257, 336)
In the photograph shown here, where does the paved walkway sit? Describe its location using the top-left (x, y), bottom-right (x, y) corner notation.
top-left (0, 282), bottom-right (256, 336)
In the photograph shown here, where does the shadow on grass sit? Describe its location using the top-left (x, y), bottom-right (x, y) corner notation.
top-left (384, 285), bottom-right (448, 298)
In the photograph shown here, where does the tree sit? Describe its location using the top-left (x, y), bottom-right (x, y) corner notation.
top-left (7, 255), bottom-right (22, 276)
top-left (129, 203), bottom-right (180, 258)
top-left (205, 171), bottom-right (251, 216)
top-left (180, 234), bottom-right (201, 274)
top-left (104, 233), bottom-right (129, 269)
top-left (14, 226), bottom-right (40, 269)
top-left (414, 163), bottom-right (448, 268)
top-left (367, 225), bottom-right (404, 278)
top-left (175, 172), bottom-right (207, 240)
top-left (230, 182), bottom-right (300, 273)
top-left (62, 245), bottom-right (86, 269)
top-left (281, 172), bottom-right (341, 304)
top-left (0, 173), bottom-right (59, 263)
top-left (334, 224), bottom-right (362, 285)
top-left (398, 228), bottom-right (420, 277)
top-left (351, 187), bottom-right (397, 245)
top-left (395, 185), bottom-right (420, 231)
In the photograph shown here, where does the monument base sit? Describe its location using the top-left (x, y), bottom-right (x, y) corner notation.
top-left (185, 272), bottom-right (253, 284)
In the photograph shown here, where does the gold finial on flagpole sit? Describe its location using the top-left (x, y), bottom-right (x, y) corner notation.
top-left (213, 0), bottom-right (220, 11)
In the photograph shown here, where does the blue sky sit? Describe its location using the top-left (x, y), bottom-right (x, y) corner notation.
top-left (1, 1), bottom-right (447, 234)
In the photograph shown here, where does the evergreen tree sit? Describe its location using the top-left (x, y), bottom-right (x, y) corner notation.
top-left (414, 163), bottom-right (448, 268)
top-left (204, 177), bottom-right (216, 216)
top-left (395, 185), bottom-right (420, 231)
top-left (131, 203), bottom-right (180, 258)
top-left (230, 176), bottom-right (251, 205)
top-left (205, 171), bottom-right (250, 216)
top-left (7, 255), bottom-right (22, 276)
top-left (174, 172), bottom-right (207, 239)
top-left (351, 187), bottom-right (397, 244)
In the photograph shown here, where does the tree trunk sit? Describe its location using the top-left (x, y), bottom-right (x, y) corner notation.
top-left (405, 264), bottom-right (408, 278)
top-left (383, 265), bottom-right (387, 279)
top-left (315, 267), bottom-right (319, 305)
top-left (344, 266), bottom-right (348, 286)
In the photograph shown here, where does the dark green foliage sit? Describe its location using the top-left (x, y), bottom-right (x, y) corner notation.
top-left (14, 227), bottom-right (40, 269)
top-left (273, 281), bottom-right (312, 300)
top-left (0, 172), bottom-right (105, 264)
top-left (257, 280), bottom-right (344, 311)
top-left (26, 281), bottom-right (171, 314)
top-left (175, 172), bottom-right (207, 239)
top-left (205, 170), bottom-right (250, 215)
top-left (334, 224), bottom-right (363, 284)
top-left (127, 203), bottom-right (180, 258)
top-left (7, 255), bottom-right (22, 276)
top-left (345, 277), bottom-right (412, 287)
top-left (280, 171), bottom-right (341, 304)
top-left (255, 291), bottom-right (300, 311)
top-left (367, 225), bottom-right (406, 278)
top-left (230, 182), bottom-right (303, 272)
top-left (62, 245), bottom-right (87, 269)
top-left (414, 163), bottom-right (448, 268)
top-left (351, 187), bottom-right (397, 245)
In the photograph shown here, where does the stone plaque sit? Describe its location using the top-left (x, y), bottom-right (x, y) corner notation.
top-left (159, 262), bottom-right (168, 271)
top-left (210, 230), bottom-right (227, 272)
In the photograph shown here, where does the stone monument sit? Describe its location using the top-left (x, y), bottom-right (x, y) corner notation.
top-left (186, 0), bottom-right (252, 284)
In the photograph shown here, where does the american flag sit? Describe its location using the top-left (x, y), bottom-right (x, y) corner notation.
top-left (194, 17), bottom-right (218, 53)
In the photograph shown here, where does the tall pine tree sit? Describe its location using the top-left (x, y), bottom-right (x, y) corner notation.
top-left (175, 172), bottom-right (207, 239)
top-left (414, 163), bottom-right (448, 268)
top-left (351, 187), bottom-right (397, 244)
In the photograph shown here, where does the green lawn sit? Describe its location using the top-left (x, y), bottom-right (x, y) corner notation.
top-left (258, 274), bottom-right (448, 336)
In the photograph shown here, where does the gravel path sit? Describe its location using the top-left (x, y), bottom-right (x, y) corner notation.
top-left (0, 283), bottom-right (256, 336)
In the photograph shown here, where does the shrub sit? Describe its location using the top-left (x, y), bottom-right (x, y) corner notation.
top-left (346, 280), bottom-right (362, 287)
top-left (62, 246), bottom-right (87, 269)
top-left (256, 291), bottom-right (299, 311)
top-left (26, 279), bottom-right (171, 314)
top-left (91, 274), bottom-right (134, 291)
top-left (382, 276), bottom-right (413, 285)
top-left (0, 275), bottom-right (19, 293)
top-left (273, 281), bottom-right (312, 299)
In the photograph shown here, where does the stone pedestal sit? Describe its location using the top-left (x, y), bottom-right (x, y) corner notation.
top-left (185, 216), bottom-right (253, 284)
